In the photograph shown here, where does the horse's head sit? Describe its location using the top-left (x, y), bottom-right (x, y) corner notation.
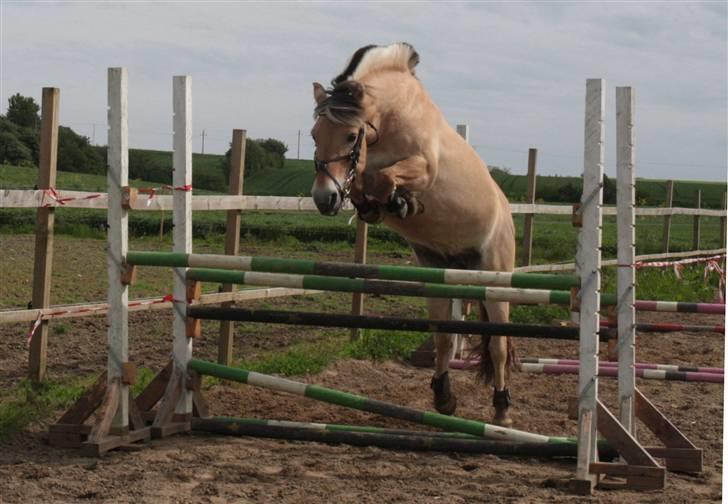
top-left (310, 80), bottom-right (376, 216)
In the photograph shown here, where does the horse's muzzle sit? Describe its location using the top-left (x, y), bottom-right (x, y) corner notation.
top-left (312, 188), bottom-right (343, 216)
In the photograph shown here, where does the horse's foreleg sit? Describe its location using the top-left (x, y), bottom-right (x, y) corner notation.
top-left (428, 297), bottom-right (458, 415)
top-left (482, 300), bottom-right (513, 427)
top-left (363, 154), bottom-right (433, 203)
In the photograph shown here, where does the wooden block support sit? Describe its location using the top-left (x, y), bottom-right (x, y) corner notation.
top-left (571, 203), bottom-right (583, 227)
top-left (29, 87), bottom-right (60, 383)
top-left (661, 180), bottom-right (674, 253)
top-left (218, 129), bottom-right (247, 365)
top-left (520, 148), bottom-right (538, 266)
top-left (121, 362), bottom-right (137, 385)
top-left (121, 186), bottom-right (138, 209)
top-left (120, 264), bottom-right (137, 286)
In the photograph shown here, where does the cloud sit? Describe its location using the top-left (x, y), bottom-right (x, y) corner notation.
top-left (1, 1), bottom-right (725, 181)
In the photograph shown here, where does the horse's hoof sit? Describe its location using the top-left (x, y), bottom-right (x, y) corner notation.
top-left (492, 388), bottom-right (513, 427)
top-left (430, 372), bottom-right (458, 415)
top-left (385, 192), bottom-right (409, 219)
top-left (492, 410), bottom-right (513, 427)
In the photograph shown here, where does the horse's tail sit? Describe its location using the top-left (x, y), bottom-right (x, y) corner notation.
top-left (472, 301), bottom-right (517, 385)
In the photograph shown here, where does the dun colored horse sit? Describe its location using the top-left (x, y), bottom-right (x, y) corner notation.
top-left (310, 43), bottom-right (517, 426)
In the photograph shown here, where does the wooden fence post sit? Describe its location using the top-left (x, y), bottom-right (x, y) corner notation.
top-left (29, 87), bottom-right (60, 383)
top-left (350, 220), bottom-right (368, 341)
top-left (692, 190), bottom-right (701, 250)
top-left (720, 192), bottom-right (727, 249)
top-left (520, 148), bottom-right (538, 266)
top-left (661, 180), bottom-right (674, 253)
top-left (218, 130), bottom-right (246, 364)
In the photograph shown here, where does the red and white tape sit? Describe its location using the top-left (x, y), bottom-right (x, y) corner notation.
top-left (26, 294), bottom-right (178, 345)
top-left (41, 188), bottom-right (103, 208)
top-left (141, 184), bottom-right (193, 206)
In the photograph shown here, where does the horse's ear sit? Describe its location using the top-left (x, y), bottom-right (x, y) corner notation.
top-left (313, 82), bottom-right (327, 104)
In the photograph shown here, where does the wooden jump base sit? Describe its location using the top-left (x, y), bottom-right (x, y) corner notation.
top-left (449, 360), bottom-right (723, 383)
top-left (186, 307), bottom-right (614, 341)
top-left (191, 416), bottom-right (620, 460)
top-left (519, 358), bottom-right (724, 375)
top-left (187, 359), bottom-right (575, 446)
top-left (126, 251), bottom-right (581, 290)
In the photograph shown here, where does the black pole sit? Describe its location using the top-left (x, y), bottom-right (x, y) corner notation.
top-left (192, 417), bottom-right (619, 460)
top-left (187, 307), bottom-right (613, 341)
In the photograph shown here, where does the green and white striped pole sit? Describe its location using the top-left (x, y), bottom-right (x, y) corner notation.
top-left (125, 251), bottom-right (580, 290)
top-left (188, 359), bottom-right (575, 446)
top-left (185, 268), bottom-right (573, 306)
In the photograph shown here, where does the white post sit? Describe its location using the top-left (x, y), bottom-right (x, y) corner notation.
top-left (450, 124), bottom-right (470, 358)
top-left (107, 67), bottom-right (129, 428)
top-left (616, 87), bottom-right (636, 434)
top-left (575, 79), bottom-right (604, 485)
top-left (173, 75), bottom-right (193, 415)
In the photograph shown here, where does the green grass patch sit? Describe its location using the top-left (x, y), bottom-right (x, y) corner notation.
top-left (0, 377), bottom-right (94, 443)
top-left (346, 330), bottom-right (431, 361)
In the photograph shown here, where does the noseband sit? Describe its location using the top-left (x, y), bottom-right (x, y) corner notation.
top-left (314, 122), bottom-right (378, 201)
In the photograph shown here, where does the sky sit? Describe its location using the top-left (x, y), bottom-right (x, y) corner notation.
top-left (1, 1), bottom-right (726, 181)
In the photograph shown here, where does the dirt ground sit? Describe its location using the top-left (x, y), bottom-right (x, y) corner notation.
top-left (0, 234), bottom-right (724, 502)
top-left (0, 305), bottom-right (723, 503)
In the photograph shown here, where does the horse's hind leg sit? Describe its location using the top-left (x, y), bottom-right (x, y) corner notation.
top-left (481, 300), bottom-right (513, 427)
top-left (429, 297), bottom-right (457, 415)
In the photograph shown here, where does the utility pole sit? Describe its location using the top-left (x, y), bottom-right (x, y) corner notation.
top-left (297, 129), bottom-right (301, 160)
top-left (92, 124), bottom-right (96, 145)
top-left (201, 129), bottom-right (206, 154)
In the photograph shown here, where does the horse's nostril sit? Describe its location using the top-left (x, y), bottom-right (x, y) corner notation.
top-left (329, 193), bottom-right (339, 207)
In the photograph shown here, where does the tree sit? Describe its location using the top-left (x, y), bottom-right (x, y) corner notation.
top-left (7, 94), bottom-right (40, 129)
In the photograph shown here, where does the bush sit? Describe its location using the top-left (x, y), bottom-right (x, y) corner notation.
top-left (0, 131), bottom-right (33, 166)
top-left (57, 126), bottom-right (105, 174)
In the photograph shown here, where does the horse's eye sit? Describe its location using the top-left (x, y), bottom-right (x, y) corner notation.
top-left (347, 133), bottom-right (357, 143)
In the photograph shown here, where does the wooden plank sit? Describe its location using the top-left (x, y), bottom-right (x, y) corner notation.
top-left (3, 189), bottom-right (724, 217)
top-left (0, 288), bottom-right (320, 324)
top-left (574, 78), bottom-right (605, 485)
top-left (616, 86), bottom-right (636, 434)
top-left (57, 371), bottom-right (108, 425)
top-left (692, 190), bottom-right (701, 250)
top-left (127, 389), bottom-right (146, 430)
top-left (520, 148), bottom-right (538, 266)
top-left (350, 218), bottom-right (368, 341)
top-left (596, 400), bottom-right (658, 467)
top-left (589, 462), bottom-right (665, 478)
top-left (88, 379), bottom-right (120, 443)
top-left (662, 180), bottom-right (674, 252)
top-left (29, 87), bottom-right (60, 383)
top-left (514, 248), bottom-right (726, 273)
top-left (135, 361), bottom-right (173, 412)
top-left (172, 74), bottom-right (193, 416)
top-left (218, 129), bottom-right (247, 365)
top-left (107, 67), bottom-right (129, 429)
top-left (152, 369), bottom-right (182, 428)
top-left (634, 389), bottom-right (695, 449)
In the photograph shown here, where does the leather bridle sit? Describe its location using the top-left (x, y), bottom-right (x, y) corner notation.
top-left (313, 121), bottom-right (378, 201)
